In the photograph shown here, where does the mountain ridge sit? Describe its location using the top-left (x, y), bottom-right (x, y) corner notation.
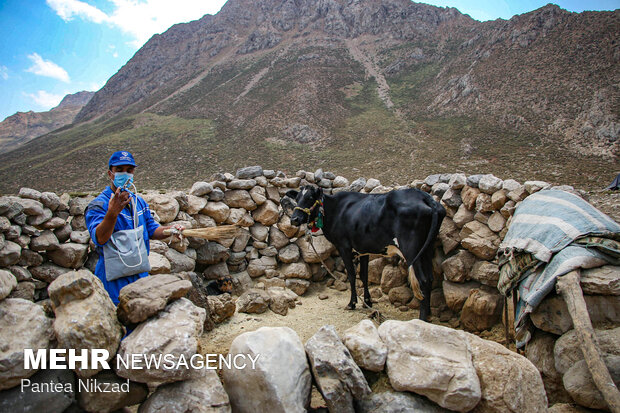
top-left (0, 0), bottom-right (617, 193)
top-left (0, 91), bottom-right (94, 153)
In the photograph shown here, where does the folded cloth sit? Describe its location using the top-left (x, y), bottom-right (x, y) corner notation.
top-left (497, 190), bottom-right (620, 347)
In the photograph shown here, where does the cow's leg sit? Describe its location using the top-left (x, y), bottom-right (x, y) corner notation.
top-left (359, 254), bottom-right (372, 308)
top-left (415, 259), bottom-right (433, 321)
top-left (339, 248), bottom-right (358, 310)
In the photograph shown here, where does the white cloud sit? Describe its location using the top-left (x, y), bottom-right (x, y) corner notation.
top-left (26, 53), bottom-right (70, 83)
top-left (47, 0), bottom-right (227, 47)
top-left (46, 0), bottom-right (109, 23)
top-left (24, 90), bottom-right (66, 109)
top-left (0, 66), bottom-right (8, 80)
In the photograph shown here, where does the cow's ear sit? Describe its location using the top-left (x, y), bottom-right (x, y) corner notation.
top-left (285, 190), bottom-right (299, 199)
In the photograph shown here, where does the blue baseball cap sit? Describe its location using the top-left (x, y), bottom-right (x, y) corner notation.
top-left (108, 151), bottom-right (137, 167)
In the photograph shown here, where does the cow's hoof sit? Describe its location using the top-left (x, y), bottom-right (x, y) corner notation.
top-left (364, 300), bottom-right (373, 308)
top-left (346, 303), bottom-right (356, 310)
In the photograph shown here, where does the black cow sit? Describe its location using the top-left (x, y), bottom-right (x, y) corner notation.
top-left (286, 185), bottom-right (445, 320)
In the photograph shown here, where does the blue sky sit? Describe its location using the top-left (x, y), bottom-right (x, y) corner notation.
top-left (0, 0), bottom-right (617, 122)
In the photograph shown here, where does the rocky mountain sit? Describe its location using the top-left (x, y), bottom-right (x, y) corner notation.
top-left (0, 91), bottom-right (94, 153)
top-left (0, 0), bottom-right (617, 193)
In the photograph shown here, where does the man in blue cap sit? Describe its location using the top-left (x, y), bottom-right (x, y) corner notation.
top-left (85, 151), bottom-right (184, 305)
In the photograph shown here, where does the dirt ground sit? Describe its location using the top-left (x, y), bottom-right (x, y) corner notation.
top-left (200, 281), bottom-right (510, 355)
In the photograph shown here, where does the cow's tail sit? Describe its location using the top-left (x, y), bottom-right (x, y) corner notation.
top-left (407, 200), bottom-right (440, 301)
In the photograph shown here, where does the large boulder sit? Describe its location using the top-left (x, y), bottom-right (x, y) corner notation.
top-left (14, 197), bottom-right (45, 216)
top-left (0, 298), bottom-right (53, 390)
top-left (380, 264), bottom-right (407, 294)
top-left (29, 262), bottom-right (70, 283)
top-left (138, 369), bottom-right (230, 413)
top-left (355, 391), bottom-right (449, 413)
top-left (29, 230), bottom-right (60, 252)
top-left (237, 289), bottom-right (271, 314)
top-left (116, 273), bottom-right (192, 325)
top-left (305, 325), bottom-right (371, 413)
top-left (247, 256), bottom-right (277, 278)
top-left (378, 320), bottom-right (481, 411)
top-left (165, 248), bottom-right (196, 273)
top-left (342, 320), bottom-right (387, 372)
top-left (460, 288), bottom-right (503, 332)
top-left (580, 266), bottom-right (620, 295)
top-left (143, 194), bottom-right (179, 223)
top-left (207, 293), bottom-right (236, 324)
top-left (77, 370), bottom-right (148, 413)
top-left (0, 369), bottom-right (75, 413)
top-left (224, 190), bottom-right (257, 211)
top-left (222, 326), bottom-right (312, 412)
top-left (278, 244), bottom-right (300, 263)
top-left (453, 204), bottom-right (475, 228)
top-left (202, 201), bottom-right (230, 223)
top-left (469, 261), bottom-right (499, 287)
top-left (531, 295), bottom-right (620, 335)
top-left (563, 355), bottom-right (620, 411)
top-left (48, 270), bottom-right (123, 378)
top-left (461, 186), bottom-right (481, 210)
top-left (0, 269), bottom-right (17, 300)
top-left (281, 262), bottom-right (312, 280)
top-left (554, 327), bottom-right (620, 375)
top-left (478, 174), bottom-right (503, 194)
top-left (0, 241), bottom-right (21, 267)
top-left (147, 251), bottom-right (171, 274)
top-left (252, 200), bottom-right (279, 225)
top-left (286, 279), bottom-right (310, 296)
top-left (269, 226), bottom-right (290, 249)
top-left (526, 331), bottom-right (572, 404)
top-left (441, 250), bottom-right (475, 283)
top-left (196, 241), bottom-right (230, 265)
top-left (459, 221), bottom-right (500, 260)
top-left (189, 181), bottom-right (213, 197)
top-left (296, 236), bottom-right (335, 263)
top-left (442, 280), bottom-right (480, 313)
top-left (278, 215), bottom-right (299, 238)
top-left (47, 243), bottom-right (89, 269)
top-left (267, 287), bottom-right (298, 316)
top-left (116, 298), bottom-right (206, 383)
top-left (186, 194), bottom-right (208, 215)
top-left (438, 218), bottom-right (460, 255)
top-left (463, 329), bottom-right (548, 412)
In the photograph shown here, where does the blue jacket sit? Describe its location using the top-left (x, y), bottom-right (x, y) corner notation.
top-left (85, 187), bottom-right (160, 304)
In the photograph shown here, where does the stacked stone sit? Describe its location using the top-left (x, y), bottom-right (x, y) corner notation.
top-left (113, 273), bottom-right (231, 412)
top-left (524, 265), bottom-right (620, 410)
top-left (408, 173), bottom-right (551, 333)
top-left (0, 190), bottom-right (91, 304)
top-left (222, 320), bottom-right (549, 412)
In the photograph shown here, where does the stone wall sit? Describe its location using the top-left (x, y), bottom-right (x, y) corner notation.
top-left (1, 166), bottom-right (619, 411)
top-left (0, 166), bottom-right (578, 328)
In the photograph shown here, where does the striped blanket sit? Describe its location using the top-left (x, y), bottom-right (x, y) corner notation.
top-left (497, 189), bottom-right (620, 347)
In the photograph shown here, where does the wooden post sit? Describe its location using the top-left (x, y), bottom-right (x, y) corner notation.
top-left (556, 270), bottom-right (620, 413)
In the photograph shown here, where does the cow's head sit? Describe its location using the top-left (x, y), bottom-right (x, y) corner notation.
top-left (286, 185), bottom-right (323, 227)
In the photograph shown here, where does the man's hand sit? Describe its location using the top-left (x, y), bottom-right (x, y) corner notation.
top-left (151, 223), bottom-right (185, 241)
top-left (95, 188), bottom-right (131, 245)
top-left (108, 187), bottom-right (130, 217)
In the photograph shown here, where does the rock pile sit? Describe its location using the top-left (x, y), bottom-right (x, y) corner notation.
top-left (222, 320), bottom-right (548, 412)
top-left (0, 268), bottom-right (229, 412)
top-left (525, 266), bottom-right (620, 410)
